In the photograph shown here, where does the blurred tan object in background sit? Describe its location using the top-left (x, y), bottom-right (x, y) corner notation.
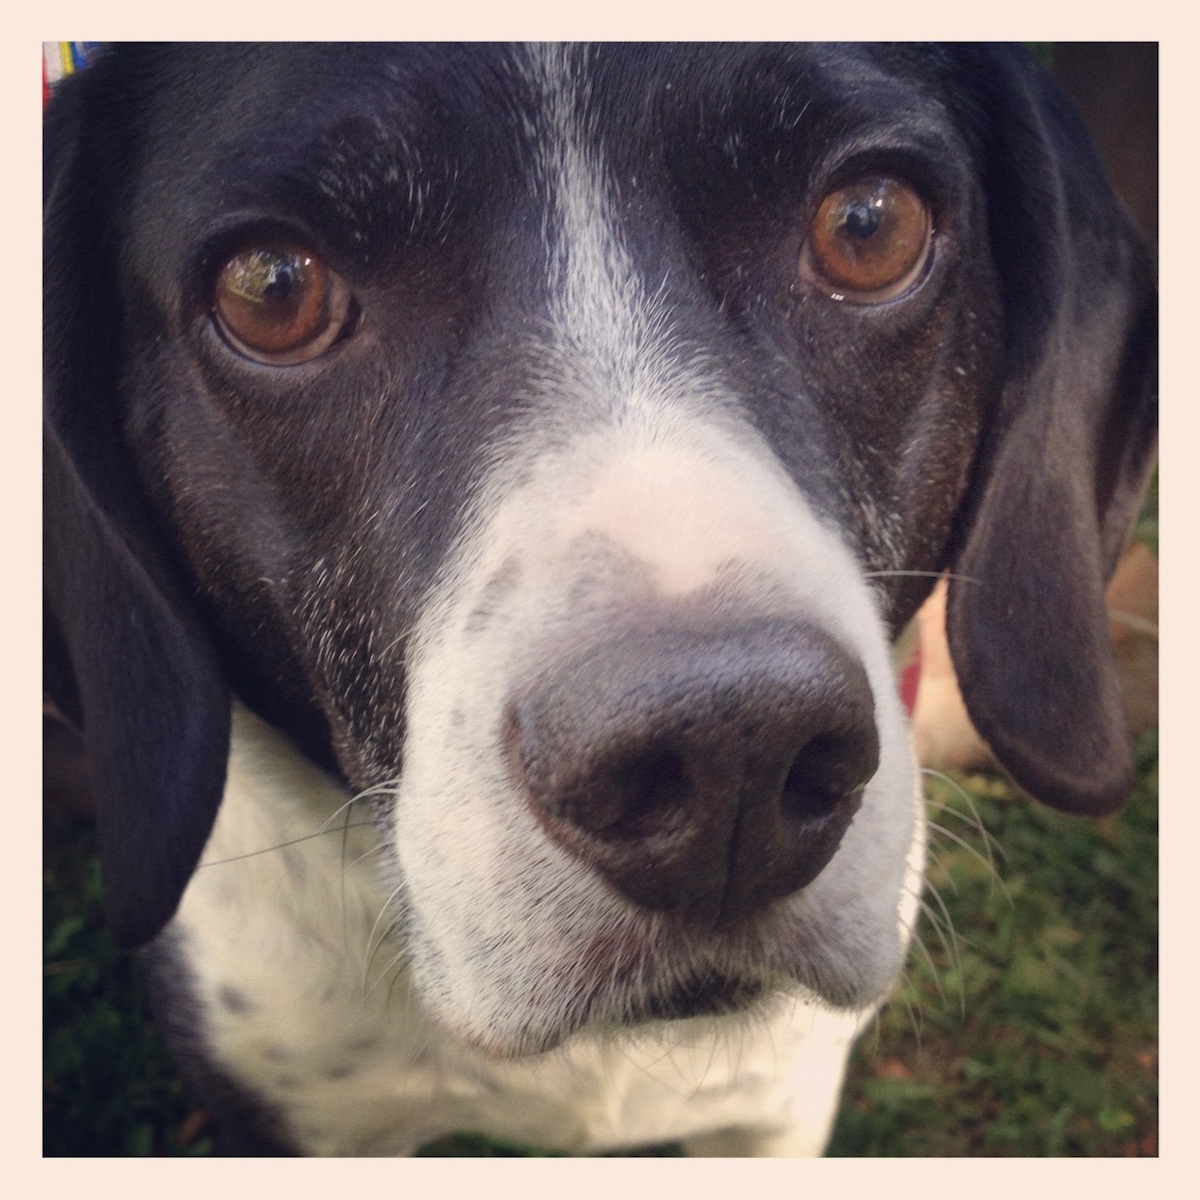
top-left (912, 542), bottom-right (1158, 774)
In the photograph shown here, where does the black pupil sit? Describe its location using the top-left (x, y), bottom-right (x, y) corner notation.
top-left (842, 200), bottom-right (882, 241)
top-left (226, 249), bottom-right (306, 308)
top-left (262, 257), bottom-right (300, 302)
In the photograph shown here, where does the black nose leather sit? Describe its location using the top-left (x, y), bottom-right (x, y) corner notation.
top-left (508, 617), bottom-right (879, 927)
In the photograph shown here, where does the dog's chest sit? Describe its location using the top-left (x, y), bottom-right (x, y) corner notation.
top-left (165, 707), bottom-right (857, 1155)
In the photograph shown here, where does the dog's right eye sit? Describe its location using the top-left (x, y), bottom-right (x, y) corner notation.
top-left (212, 243), bottom-right (353, 365)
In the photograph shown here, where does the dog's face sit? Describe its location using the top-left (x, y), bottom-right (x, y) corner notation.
top-left (45, 45), bottom-right (1155, 1058)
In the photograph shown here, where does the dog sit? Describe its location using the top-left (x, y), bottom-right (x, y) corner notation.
top-left (43, 43), bottom-right (1157, 1156)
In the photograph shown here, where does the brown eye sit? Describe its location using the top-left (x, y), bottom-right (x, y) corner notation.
top-left (212, 243), bottom-right (352, 364)
top-left (802, 177), bottom-right (932, 302)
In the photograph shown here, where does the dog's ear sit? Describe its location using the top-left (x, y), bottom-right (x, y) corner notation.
top-left (944, 46), bottom-right (1157, 816)
top-left (44, 61), bottom-right (231, 947)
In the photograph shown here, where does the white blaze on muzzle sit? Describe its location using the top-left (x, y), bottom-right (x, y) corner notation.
top-left (390, 407), bottom-right (919, 1053)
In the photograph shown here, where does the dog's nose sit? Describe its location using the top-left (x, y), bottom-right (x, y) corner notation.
top-left (508, 617), bottom-right (879, 927)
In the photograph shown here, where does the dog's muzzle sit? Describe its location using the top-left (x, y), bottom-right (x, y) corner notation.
top-left (507, 616), bottom-right (880, 929)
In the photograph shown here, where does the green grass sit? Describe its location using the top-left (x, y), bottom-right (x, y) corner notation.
top-left (44, 730), bottom-right (1157, 1157)
top-left (42, 808), bottom-right (215, 1157)
top-left (827, 730), bottom-right (1158, 1157)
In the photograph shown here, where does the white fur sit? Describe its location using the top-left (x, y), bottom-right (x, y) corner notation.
top-left (394, 411), bottom-right (920, 1053)
top-left (173, 703), bottom-right (923, 1156)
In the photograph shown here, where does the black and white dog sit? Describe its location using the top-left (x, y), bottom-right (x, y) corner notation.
top-left (44, 44), bottom-right (1156, 1155)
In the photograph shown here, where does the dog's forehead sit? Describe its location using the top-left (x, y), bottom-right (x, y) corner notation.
top-left (127, 44), bottom-right (964, 237)
top-left (147, 42), bottom-right (939, 134)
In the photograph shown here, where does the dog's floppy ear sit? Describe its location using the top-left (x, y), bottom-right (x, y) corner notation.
top-left (944, 46), bottom-right (1157, 816)
top-left (44, 61), bottom-right (231, 947)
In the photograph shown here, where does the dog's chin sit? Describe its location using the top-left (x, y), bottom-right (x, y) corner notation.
top-left (444, 967), bottom-right (793, 1061)
top-left (626, 971), bottom-right (770, 1028)
top-left (418, 901), bottom-right (903, 1061)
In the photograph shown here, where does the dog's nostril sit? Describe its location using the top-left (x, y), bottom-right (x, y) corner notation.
top-left (780, 731), bottom-right (874, 820)
top-left (599, 749), bottom-right (689, 835)
top-left (522, 737), bottom-right (692, 837)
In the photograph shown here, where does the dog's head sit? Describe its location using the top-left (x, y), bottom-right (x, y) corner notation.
top-left (44, 44), bottom-right (1155, 1054)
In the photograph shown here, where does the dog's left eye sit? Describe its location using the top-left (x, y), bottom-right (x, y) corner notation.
top-left (800, 177), bottom-right (932, 303)
top-left (212, 243), bottom-right (353, 365)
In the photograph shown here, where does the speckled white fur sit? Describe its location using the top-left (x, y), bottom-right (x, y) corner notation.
top-left (173, 700), bottom-right (923, 1156)
top-left (169, 401), bottom-right (927, 1154)
top-left (395, 410), bottom-right (922, 1054)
